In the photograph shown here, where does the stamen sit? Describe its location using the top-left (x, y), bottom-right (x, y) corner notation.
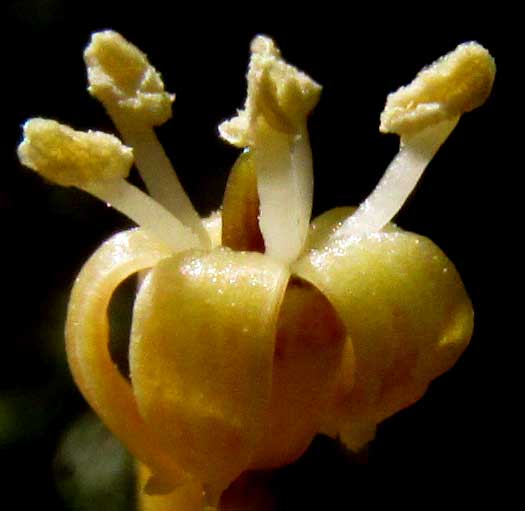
top-left (84, 30), bottom-right (210, 247)
top-left (335, 41), bottom-right (495, 238)
top-left (253, 125), bottom-right (314, 263)
top-left (112, 123), bottom-right (210, 247)
top-left (84, 180), bottom-right (200, 253)
top-left (18, 118), bottom-right (199, 253)
top-left (380, 42), bottom-right (496, 136)
top-left (220, 36), bottom-right (321, 264)
top-left (338, 117), bottom-right (459, 236)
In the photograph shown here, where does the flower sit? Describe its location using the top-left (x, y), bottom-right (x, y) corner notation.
top-left (17, 31), bottom-right (494, 509)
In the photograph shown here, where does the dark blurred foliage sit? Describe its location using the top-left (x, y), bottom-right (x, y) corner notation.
top-left (1, 1), bottom-right (515, 509)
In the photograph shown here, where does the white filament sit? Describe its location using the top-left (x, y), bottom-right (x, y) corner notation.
top-left (256, 125), bottom-right (313, 263)
top-left (334, 118), bottom-right (459, 238)
top-left (112, 115), bottom-right (211, 248)
top-left (84, 179), bottom-right (200, 253)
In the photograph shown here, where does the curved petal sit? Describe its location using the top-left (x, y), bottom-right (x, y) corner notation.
top-left (130, 248), bottom-right (290, 501)
top-left (249, 277), bottom-right (347, 469)
top-left (65, 228), bottom-right (186, 488)
top-left (294, 209), bottom-right (474, 450)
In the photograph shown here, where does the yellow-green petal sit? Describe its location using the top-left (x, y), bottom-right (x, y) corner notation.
top-left (65, 228), bottom-right (186, 488)
top-left (294, 209), bottom-right (474, 450)
top-left (249, 277), bottom-right (347, 469)
top-left (129, 248), bottom-right (290, 499)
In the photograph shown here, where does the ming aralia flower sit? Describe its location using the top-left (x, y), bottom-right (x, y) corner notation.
top-left (18, 31), bottom-right (495, 510)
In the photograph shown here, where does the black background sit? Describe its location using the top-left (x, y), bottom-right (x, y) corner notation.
top-left (2, 2), bottom-right (513, 509)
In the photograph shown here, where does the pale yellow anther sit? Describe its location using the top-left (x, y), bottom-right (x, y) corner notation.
top-left (219, 35), bottom-right (321, 147)
top-left (336, 41), bottom-right (495, 238)
top-left (18, 118), bottom-right (133, 187)
top-left (84, 30), bottom-right (174, 126)
top-left (380, 42), bottom-right (496, 135)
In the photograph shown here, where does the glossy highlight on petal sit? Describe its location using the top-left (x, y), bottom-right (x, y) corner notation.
top-left (249, 277), bottom-right (347, 469)
top-left (65, 229), bottom-right (187, 489)
top-left (294, 210), bottom-right (474, 450)
top-left (130, 249), bottom-right (290, 499)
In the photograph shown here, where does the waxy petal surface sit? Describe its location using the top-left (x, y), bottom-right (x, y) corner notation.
top-left (65, 229), bottom-right (186, 488)
top-left (130, 249), bottom-right (290, 495)
top-left (250, 277), bottom-right (347, 469)
top-left (294, 210), bottom-right (474, 449)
